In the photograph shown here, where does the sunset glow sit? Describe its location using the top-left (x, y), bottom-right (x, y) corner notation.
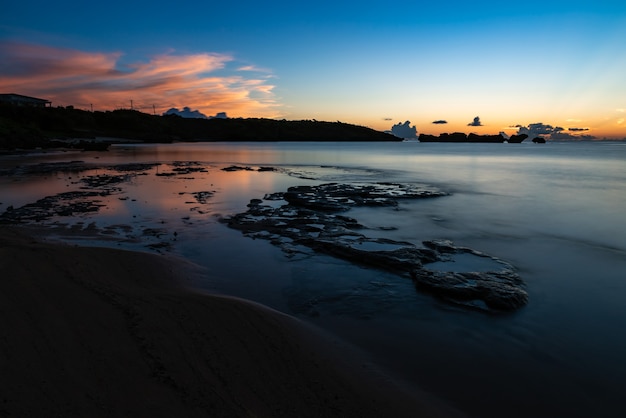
top-left (2, 1), bottom-right (625, 139)
top-left (0, 42), bottom-right (279, 118)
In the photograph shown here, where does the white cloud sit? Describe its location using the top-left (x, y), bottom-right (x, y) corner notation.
top-left (164, 107), bottom-right (208, 118)
top-left (389, 121), bottom-right (418, 139)
top-left (164, 107), bottom-right (228, 119)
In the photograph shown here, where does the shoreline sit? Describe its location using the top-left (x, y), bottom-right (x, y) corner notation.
top-left (0, 226), bottom-right (463, 417)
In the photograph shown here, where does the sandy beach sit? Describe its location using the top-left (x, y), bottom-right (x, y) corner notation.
top-left (0, 226), bottom-right (462, 417)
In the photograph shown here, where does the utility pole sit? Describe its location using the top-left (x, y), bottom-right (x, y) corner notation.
top-left (153, 104), bottom-right (156, 115)
top-left (130, 99), bottom-right (133, 110)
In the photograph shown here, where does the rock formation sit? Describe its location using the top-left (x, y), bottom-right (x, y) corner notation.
top-left (222, 182), bottom-right (528, 313)
top-left (418, 132), bottom-right (507, 143)
top-left (507, 133), bottom-right (528, 143)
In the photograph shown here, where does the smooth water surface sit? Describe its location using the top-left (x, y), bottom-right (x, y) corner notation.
top-left (2, 141), bottom-right (625, 417)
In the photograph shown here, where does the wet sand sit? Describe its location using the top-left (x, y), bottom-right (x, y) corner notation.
top-left (0, 226), bottom-right (463, 417)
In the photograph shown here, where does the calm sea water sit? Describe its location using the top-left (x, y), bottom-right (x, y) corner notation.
top-left (2, 141), bottom-right (625, 417)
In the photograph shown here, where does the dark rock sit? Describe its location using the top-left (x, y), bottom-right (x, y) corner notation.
top-left (303, 237), bottom-right (439, 271)
top-left (442, 132), bottom-right (468, 142)
top-left (171, 161), bottom-right (208, 174)
top-left (111, 163), bottom-right (160, 172)
top-left (282, 183), bottom-right (446, 212)
top-left (532, 136), bottom-right (546, 143)
top-left (222, 182), bottom-right (527, 313)
top-left (0, 161), bottom-right (164, 223)
top-left (418, 134), bottom-right (439, 142)
top-left (507, 134), bottom-right (528, 143)
top-left (414, 240), bottom-right (527, 311)
top-left (467, 133), bottom-right (505, 143)
top-left (411, 269), bottom-right (527, 311)
top-left (0, 191), bottom-right (106, 223)
top-left (419, 132), bottom-right (506, 143)
top-left (154, 161), bottom-right (209, 176)
top-left (222, 165), bottom-right (254, 172)
top-left (248, 198), bottom-right (263, 207)
top-left (155, 162), bottom-right (209, 177)
top-left (263, 192), bottom-right (284, 201)
top-left (191, 191), bottom-right (214, 204)
top-left (80, 174), bottom-right (129, 189)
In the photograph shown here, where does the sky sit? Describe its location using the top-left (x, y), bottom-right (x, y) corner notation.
top-left (1, 1), bottom-right (625, 139)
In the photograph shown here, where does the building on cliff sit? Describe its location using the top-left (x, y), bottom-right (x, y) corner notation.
top-left (0, 93), bottom-right (52, 108)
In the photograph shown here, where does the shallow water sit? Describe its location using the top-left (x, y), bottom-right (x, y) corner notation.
top-left (424, 253), bottom-right (505, 273)
top-left (2, 141), bottom-right (626, 417)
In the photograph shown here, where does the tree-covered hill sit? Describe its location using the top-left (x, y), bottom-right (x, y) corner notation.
top-left (0, 105), bottom-right (399, 149)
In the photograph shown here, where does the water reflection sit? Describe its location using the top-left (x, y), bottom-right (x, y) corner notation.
top-left (2, 141), bottom-right (626, 417)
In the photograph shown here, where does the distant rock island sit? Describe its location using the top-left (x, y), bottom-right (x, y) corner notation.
top-left (418, 132), bottom-right (529, 143)
top-left (0, 105), bottom-right (399, 150)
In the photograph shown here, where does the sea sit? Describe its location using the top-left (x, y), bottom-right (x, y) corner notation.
top-left (1, 140), bottom-right (625, 417)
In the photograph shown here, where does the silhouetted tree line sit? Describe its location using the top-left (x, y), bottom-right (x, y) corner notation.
top-left (0, 105), bottom-right (399, 150)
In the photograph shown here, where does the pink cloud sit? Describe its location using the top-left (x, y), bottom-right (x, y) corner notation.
top-left (0, 41), bottom-right (280, 117)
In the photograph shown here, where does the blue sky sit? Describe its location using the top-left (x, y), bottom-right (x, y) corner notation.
top-left (2, 1), bottom-right (625, 138)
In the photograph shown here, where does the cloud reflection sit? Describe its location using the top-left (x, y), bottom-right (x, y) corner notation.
top-left (0, 41), bottom-right (279, 117)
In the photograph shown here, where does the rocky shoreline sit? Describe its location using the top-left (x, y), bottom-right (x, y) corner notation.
top-left (222, 182), bottom-right (528, 313)
top-left (1, 160), bottom-right (528, 313)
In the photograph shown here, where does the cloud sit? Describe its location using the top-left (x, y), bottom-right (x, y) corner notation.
top-left (515, 122), bottom-right (596, 140)
top-left (617, 109), bottom-right (625, 113)
top-left (164, 107), bottom-right (229, 119)
top-left (383, 117), bottom-right (392, 121)
top-left (390, 121), bottom-right (418, 139)
top-left (237, 64), bottom-right (272, 73)
top-left (467, 116), bottom-right (482, 126)
top-left (550, 131), bottom-right (578, 140)
top-left (164, 107), bottom-right (208, 118)
top-left (515, 123), bottom-right (556, 137)
top-left (0, 41), bottom-right (279, 117)
top-left (432, 120), bottom-right (448, 124)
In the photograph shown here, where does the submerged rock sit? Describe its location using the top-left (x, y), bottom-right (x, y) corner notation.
top-left (0, 191), bottom-right (107, 222)
top-left (283, 182), bottom-right (447, 212)
top-left (80, 174), bottom-right (130, 189)
top-left (191, 191), bottom-right (215, 204)
top-left (222, 165), bottom-right (254, 172)
top-left (223, 182), bottom-right (528, 313)
top-left (415, 240), bottom-right (527, 311)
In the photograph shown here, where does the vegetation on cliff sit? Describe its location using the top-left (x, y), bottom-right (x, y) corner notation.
top-left (0, 105), bottom-right (399, 149)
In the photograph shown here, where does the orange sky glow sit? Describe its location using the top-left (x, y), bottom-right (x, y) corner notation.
top-left (0, 42), bottom-right (280, 118)
top-left (1, 40), bottom-right (625, 140)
